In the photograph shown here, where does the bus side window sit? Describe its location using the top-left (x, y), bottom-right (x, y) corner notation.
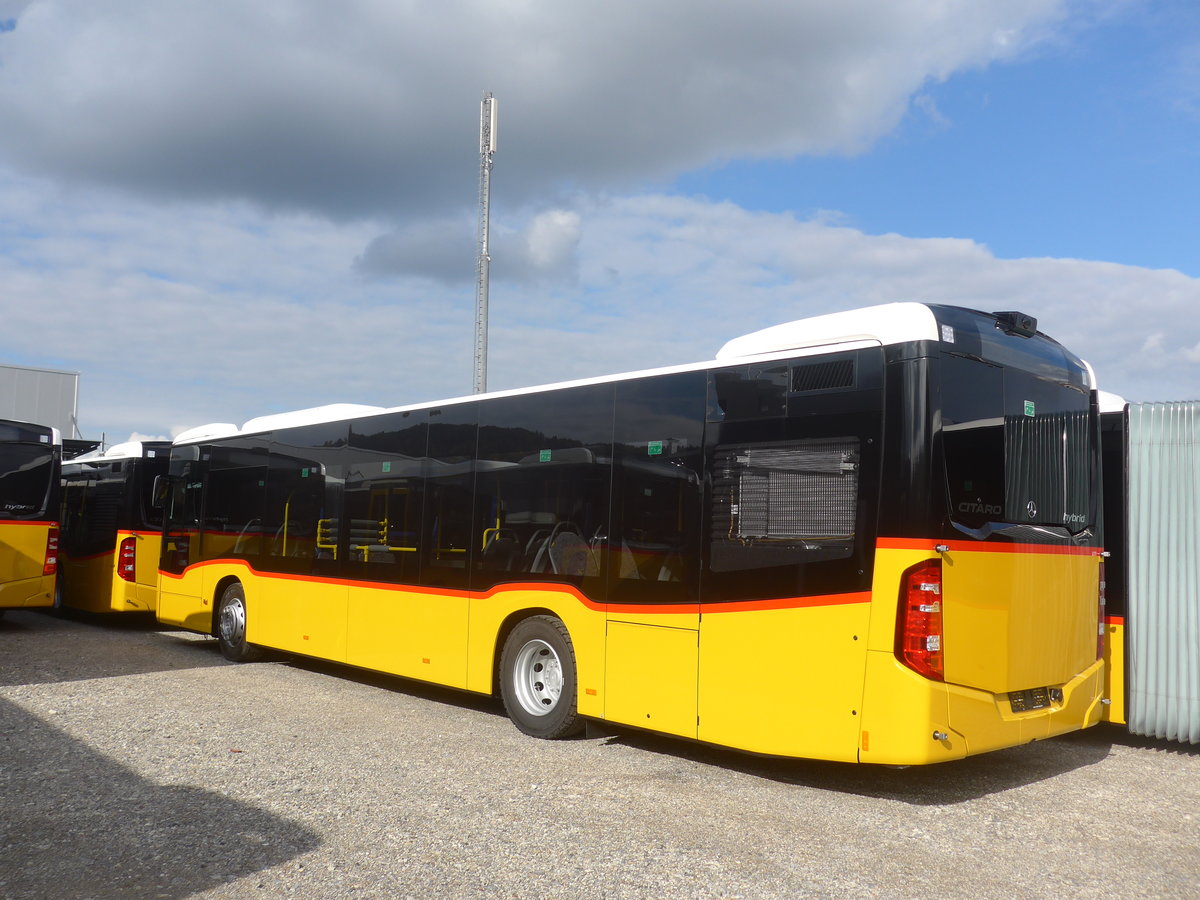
top-left (609, 370), bottom-right (706, 605)
top-left (203, 442), bottom-right (269, 563)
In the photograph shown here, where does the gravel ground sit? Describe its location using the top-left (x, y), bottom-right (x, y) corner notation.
top-left (1, 608), bottom-right (1198, 900)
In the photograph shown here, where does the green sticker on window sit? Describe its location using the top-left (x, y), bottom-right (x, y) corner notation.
top-left (1024, 400), bottom-right (1036, 417)
top-left (539, 449), bottom-right (552, 462)
top-left (647, 441), bottom-right (663, 456)
top-left (301, 468), bottom-right (309, 478)
top-left (382, 461), bottom-right (392, 473)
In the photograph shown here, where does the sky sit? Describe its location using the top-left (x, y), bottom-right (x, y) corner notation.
top-left (0, 0), bottom-right (1197, 443)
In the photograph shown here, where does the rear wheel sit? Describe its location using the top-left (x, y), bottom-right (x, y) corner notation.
top-left (216, 582), bottom-right (263, 662)
top-left (499, 616), bottom-right (584, 739)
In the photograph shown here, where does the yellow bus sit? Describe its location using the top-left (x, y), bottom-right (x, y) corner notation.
top-left (59, 441), bottom-right (171, 613)
top-left (157, 303), bottom-right (1106, 764)
top-left (0, 418), bottom-right (60, 614)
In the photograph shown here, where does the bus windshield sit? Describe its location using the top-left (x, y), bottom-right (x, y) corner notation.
top-left (0, 443), bottom-right (56, 520)
top-left (941, 354), bottom-right (1093, 536)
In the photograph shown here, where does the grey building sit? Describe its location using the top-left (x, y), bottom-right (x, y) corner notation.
top-left (0, 363), bottom-right (80, 438)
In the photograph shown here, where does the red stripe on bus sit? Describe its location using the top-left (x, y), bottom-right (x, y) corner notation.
top-left (1104, 616), bottom-right (1125, 626)
top-left (158, 558), bottom-right (872, 614)
top-left (0, 519), bottom-right (59, 528)
top-left (876, 537), bottom-right (1099, 556)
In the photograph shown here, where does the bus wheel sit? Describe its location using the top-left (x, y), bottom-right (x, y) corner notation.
top-left (499, 616), bottom-right (584, 739)
top-left (216, 583), bottom-right (263, 663)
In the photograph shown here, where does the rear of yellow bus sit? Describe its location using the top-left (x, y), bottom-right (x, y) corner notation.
top-left (0, 421), bottom-right (60, 612)
top-left (860, 308), bottom-right (1105, 764)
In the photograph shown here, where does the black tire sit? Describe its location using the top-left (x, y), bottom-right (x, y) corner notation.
top-left (499, 616), bottom-right (584, 739)
top-left (215, 582), bottom-right (264, 662)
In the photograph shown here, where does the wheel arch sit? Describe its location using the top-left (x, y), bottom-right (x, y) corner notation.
top-left (210, 574), bottom-right (244, 637)
top-left (492, 607), bottom-right (561, 695)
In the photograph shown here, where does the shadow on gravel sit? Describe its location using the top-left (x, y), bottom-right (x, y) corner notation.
top-left (0, 698), bottom-right (320, 900)
top-left (591, 721), bottom-right (1117, 806)
top-left (1105, 724), bottom-right (1200, 757)
top-left (0, 609), bottom-right (230, 688)
top-left (278, 654), bottom-right (503, 718)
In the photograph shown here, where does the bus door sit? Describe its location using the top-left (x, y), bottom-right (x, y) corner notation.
top-left (157, 448), bottom-right (207, 629)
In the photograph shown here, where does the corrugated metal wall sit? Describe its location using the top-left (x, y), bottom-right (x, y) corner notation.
top-left (1127, 401), bottom-right (1200, 743)
top-left (0, 364), bottom-right (79, 437)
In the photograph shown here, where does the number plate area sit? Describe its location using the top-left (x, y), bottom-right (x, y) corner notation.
top-left (1008, 687), bottom-right (1050, 712)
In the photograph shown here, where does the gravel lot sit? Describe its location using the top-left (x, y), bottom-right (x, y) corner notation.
top-left (1, 608), bottom-right (1198, 899)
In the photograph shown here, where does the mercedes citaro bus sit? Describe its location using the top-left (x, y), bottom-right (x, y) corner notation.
top-left (0, 418), bottom-right (60, 615)
top-left (156, 303), bottom-right (1106, 764)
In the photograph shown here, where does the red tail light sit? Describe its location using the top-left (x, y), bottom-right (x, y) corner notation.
top-left (896, 558), bottom-right (944, 681)
top-left (1097, 559), bottom-right (1107, 660)
top-left (43, 526), bottom-right (59, 576)
top-left (118, 536), bottom-right (137, 582)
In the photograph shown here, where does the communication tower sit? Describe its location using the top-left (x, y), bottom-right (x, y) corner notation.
top-left (474, 92), bottom-right (497, 394)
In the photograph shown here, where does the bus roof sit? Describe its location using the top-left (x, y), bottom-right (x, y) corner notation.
top-left (171, 302), bottom-right (1083, 446)
top-left (68, 440), bottom-right (172, 463)
top-left (0, 418), bottom-right (61, 446)
top-left (715, 301), bottom-right (939, 359)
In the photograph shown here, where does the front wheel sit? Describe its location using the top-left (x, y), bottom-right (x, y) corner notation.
top-left (216, 582), bottom-right (263, 662)
top-left (499, 616), bottom-right (584, 739)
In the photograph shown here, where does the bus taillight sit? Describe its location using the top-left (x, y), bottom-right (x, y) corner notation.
top-left (1097, 559), bottom-right (1107, 660)
top-left (43, 526), bottom-right (59, 576)
top-left (897, 558), bottom-right (944, 681)
top-left (118, 536), bottom-right (137, 582)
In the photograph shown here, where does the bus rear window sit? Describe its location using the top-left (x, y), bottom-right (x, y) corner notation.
top-left (0, 444), bottom-right (55, 519)
top-left (941, 354), bottom-right (1092, 535)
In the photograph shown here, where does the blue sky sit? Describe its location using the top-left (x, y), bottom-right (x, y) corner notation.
top-left (0, 1), bottom-right (1197, 442)
top-left (675, 1), bottom-right (1199, 274)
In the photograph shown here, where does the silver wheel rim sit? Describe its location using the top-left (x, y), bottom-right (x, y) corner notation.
top-left (511, 639), bottom-right (563, 717)
top-left (219, 595), bottom-right (246, 646)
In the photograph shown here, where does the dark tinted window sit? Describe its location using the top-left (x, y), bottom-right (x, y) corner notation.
top-left (61, 462), bottom-right (124, 556)
top-left (136, 448), bottom-right (171, 530)
top-left (262, 422), bottom-right (348, 577)
top-left (709, 363), bottom-right (789, 421)
top-left (161, 447), bottom-right (203, 574)
top-left (203, 440), bottom-right (269, 562)
top-left (941, 353), bottom-right (1093, 534)
top-left (609, 371), bottom-right (705, 604)
top-left (342, 412), bottom-right (427, 584)
top-left (474, 385), bottom-right (613, 596)
top-left (0, 443), bottom-right (56, 519)
top-left (422, 403), bottom-right (479, 590)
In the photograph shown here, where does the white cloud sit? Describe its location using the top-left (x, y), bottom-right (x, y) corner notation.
top-left (0, 0), bottom-right (1072, 222)
top-left (3, 172), bottom-right (1197, 440)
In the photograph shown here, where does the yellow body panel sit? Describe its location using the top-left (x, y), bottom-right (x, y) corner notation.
top-left (697, 601), bottom-right (871, 761)
top-left (347, 585), bottom-right (467, 688)
top-left (252, 573), bottom-right (349, 662)
top-left (61, 532), bottom-right (162, 613)
top-left (0, 521), bottom-right (55, 609)
top-left (1102, 618), bottom-right (1126, 725)
top-left (606, 621), bottom-right (698, 737)
top-left (157, 563), bottom-right (214, 634)
top-left (940, 546), bottom-right (1100, 693)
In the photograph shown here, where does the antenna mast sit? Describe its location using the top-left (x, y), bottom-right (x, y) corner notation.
top-left (474, 92), bottom-right (497, 394)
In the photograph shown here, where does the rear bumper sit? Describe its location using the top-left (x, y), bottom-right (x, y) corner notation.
top-left (0, 573), bottom-right (55, 609)
top-left (859, 651), bottom-right (1105, 765)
